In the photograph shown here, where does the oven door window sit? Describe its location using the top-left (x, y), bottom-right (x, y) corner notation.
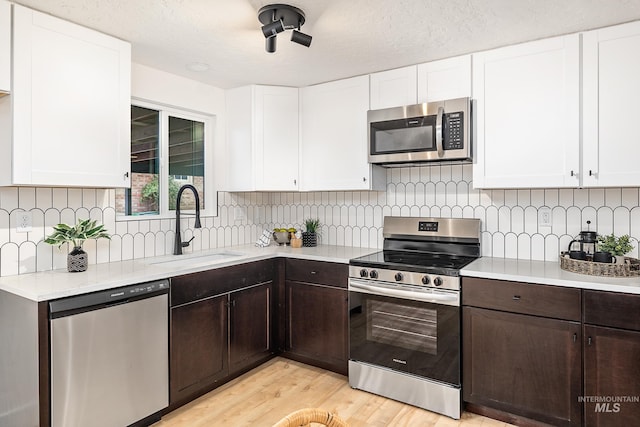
top-left (370, 115), bottom-right (436, 155)
top-left (367, 299), bottom-right (438, 355)
top-left (350, 291), bottom-right (460, 386)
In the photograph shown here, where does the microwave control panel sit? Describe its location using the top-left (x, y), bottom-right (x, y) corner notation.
top-left (443, 112), bottom-right (463, 150)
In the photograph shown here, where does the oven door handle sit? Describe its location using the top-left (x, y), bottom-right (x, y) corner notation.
top-left (349, 281), bottom-right (459, 306)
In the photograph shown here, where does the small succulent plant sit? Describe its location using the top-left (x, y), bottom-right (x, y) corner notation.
top-left (303, 218), bottom-right (321, 233)
top-left (597, 233), bottom-right (634, 256)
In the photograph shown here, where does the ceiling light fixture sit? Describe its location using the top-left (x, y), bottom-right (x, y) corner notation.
top-left (258, 3), bottom-right (312, 53)
top-left (265, 35), bottom-right (277, 53)
top-left (290, 29), bottom-right (312, 47)
top-left (261, 19), bottom-right (284, 38)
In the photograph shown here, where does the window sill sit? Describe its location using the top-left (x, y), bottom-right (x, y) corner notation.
top-left (116, 210), bottom-right (217, 222)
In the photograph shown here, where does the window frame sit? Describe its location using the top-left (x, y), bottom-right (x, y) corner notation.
top-left (117, 99), bottom-right (217, 221)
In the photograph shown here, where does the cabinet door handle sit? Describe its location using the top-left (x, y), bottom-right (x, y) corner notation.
top-left (124, 171), bottom-right (129, 179)
top-left (294, 179), bottom-right (297, 185)
top-left (570, 170), bottom-right (579, 178)
top-left (573, 333), bottom-right (577, 343)
top-left (363, 177), bottom-right (367, 182)
top-left (310, 271), bottom-right (317, 275)
top-left (587, 336), bottom-right (592, 346)
top-left (512, 295), bottom-right (521, 301)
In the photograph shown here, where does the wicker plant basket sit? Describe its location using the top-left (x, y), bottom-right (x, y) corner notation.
top-left (560, 254), bottom-right (640, 277)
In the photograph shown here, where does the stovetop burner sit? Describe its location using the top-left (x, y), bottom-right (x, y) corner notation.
top-left (350, 250), bottom-right (478, 276)
top-left (349, 216), bottom-right (481, 279)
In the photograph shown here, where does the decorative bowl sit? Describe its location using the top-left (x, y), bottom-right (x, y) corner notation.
top-left (273, 231), bottom-right (291, 245)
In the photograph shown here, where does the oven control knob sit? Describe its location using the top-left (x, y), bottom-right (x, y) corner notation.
top-left (369, 270), bottom-right (379, 279)
top-left (394, 272), bottom-right (403, 282)
top-left (421, 276), bottom-right (430, 285)
top-left (433, 277), bottom-right (443, 287)
top-left (359, 269), bottom-right (368, 278)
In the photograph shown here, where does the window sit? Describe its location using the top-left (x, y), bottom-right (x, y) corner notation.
top-left (116, 102), bottom-right (214, 218)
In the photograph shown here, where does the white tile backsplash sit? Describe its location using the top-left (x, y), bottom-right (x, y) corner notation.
top-left (1, 163), bottom-right (639, 276)
top-left (267, 164), bottom-right (640, 262)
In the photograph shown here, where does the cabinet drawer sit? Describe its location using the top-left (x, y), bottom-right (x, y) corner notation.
top-left (171, 260), bottom-right (274, 307)
top-left (462, 278), bottom-right (581, 321)
top-left (584, 290), bottom-right (640, 331)
top-left (285, 259), bottom-right (347, 288)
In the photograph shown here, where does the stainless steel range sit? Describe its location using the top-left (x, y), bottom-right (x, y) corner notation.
top-left (348, 216), bottom-right (481, 419)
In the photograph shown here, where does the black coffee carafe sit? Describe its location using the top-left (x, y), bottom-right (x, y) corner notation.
top-left (568, 221), bottom-right (598, 260)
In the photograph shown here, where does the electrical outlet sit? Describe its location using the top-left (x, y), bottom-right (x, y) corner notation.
top-left (16, 212), bottom-right (33, 233)
top-left (255, 206), bottom-right (265, 223)
top-left (538, 207), bottom-right (552, 227)
top-left (234, 206), bottom-right (246, 221)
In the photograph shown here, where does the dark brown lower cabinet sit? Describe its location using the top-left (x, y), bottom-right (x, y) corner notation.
top-left (229, 283), bottom-right (273, 374)
top-left (583, 290), bottom-right (640, 426)
top-left (463, 307), bottom-right (582, 426)
top-left (583, 325), bottom-right (640, 426)
top-left (170, 282), bottom-right (273, 405)
top-left (280, 258), bottom-right (349, 375)
top-left (283, 280), bottom-right (349, 374)
top-left (169, 260), bottom-right (275, 406)
top-left (170, 295), bottom-right (228, 404)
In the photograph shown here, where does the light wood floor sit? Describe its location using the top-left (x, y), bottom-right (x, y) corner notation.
top-left (154, 357), bottom-right (515, 427)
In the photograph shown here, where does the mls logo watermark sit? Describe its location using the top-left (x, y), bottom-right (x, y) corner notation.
top-left (578, 395), bottom-right (640, 413)
top-left (595, 402), bottom-right (620, 413)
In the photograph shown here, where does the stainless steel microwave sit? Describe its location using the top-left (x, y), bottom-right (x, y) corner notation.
top-left (368, 97), bottom-right (471, 166)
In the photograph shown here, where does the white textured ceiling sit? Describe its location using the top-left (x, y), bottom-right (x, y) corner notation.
top-left (11, 0), bottom-right (640, 89)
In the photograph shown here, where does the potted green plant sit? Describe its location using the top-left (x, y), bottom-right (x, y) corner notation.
top-left (44, 219), bottom-right (111, 272)
top-left (302, 218), bottom-right (321, 247)
top-left (596, 233), bottom-right (634, 263)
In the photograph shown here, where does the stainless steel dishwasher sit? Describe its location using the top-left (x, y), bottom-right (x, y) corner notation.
top-left (49, 280), bottom-right (169, 427)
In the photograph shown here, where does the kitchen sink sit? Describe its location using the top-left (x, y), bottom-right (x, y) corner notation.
top-left (143, 251), bottom-right (244, 269)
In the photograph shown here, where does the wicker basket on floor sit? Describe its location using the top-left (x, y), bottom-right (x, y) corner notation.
top-left (272, 408), bottom-right (349, 427)
top-left (559, 254), bottom-right (640, 277)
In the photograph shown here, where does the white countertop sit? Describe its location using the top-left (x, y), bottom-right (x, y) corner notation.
top-left (461, 257), bottom-right (640, 295)
top-left (0, 244), bottom-right (378, 302)
top-left (7, 248), bottom-right (640, 302)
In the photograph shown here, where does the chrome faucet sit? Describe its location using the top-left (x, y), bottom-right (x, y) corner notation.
top-left (174, 184), bottom-right (202, 255)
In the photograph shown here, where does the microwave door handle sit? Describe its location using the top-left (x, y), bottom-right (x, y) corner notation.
top-left (435, 106), bottom-right (445, 158)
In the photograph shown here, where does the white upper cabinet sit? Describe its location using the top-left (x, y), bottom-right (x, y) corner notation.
top-left (472, 35), bottom-right (580, 189)
top-left (0, 5), bottom-right (131, 187)
top-left (369, 56), bottom-right (472, 109)
top-left (369, 66), bottom-right (417, 109)
top-left (0, 0), bottom-right (9, 93)
top-left (417, 55), bottom-right (471, 102)
top-left (300, 75), bottom-right (385, 191)
top-left (582, 21), bottom-right (640, 187)
top-left (225, 85), bottom-right (299, 191)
